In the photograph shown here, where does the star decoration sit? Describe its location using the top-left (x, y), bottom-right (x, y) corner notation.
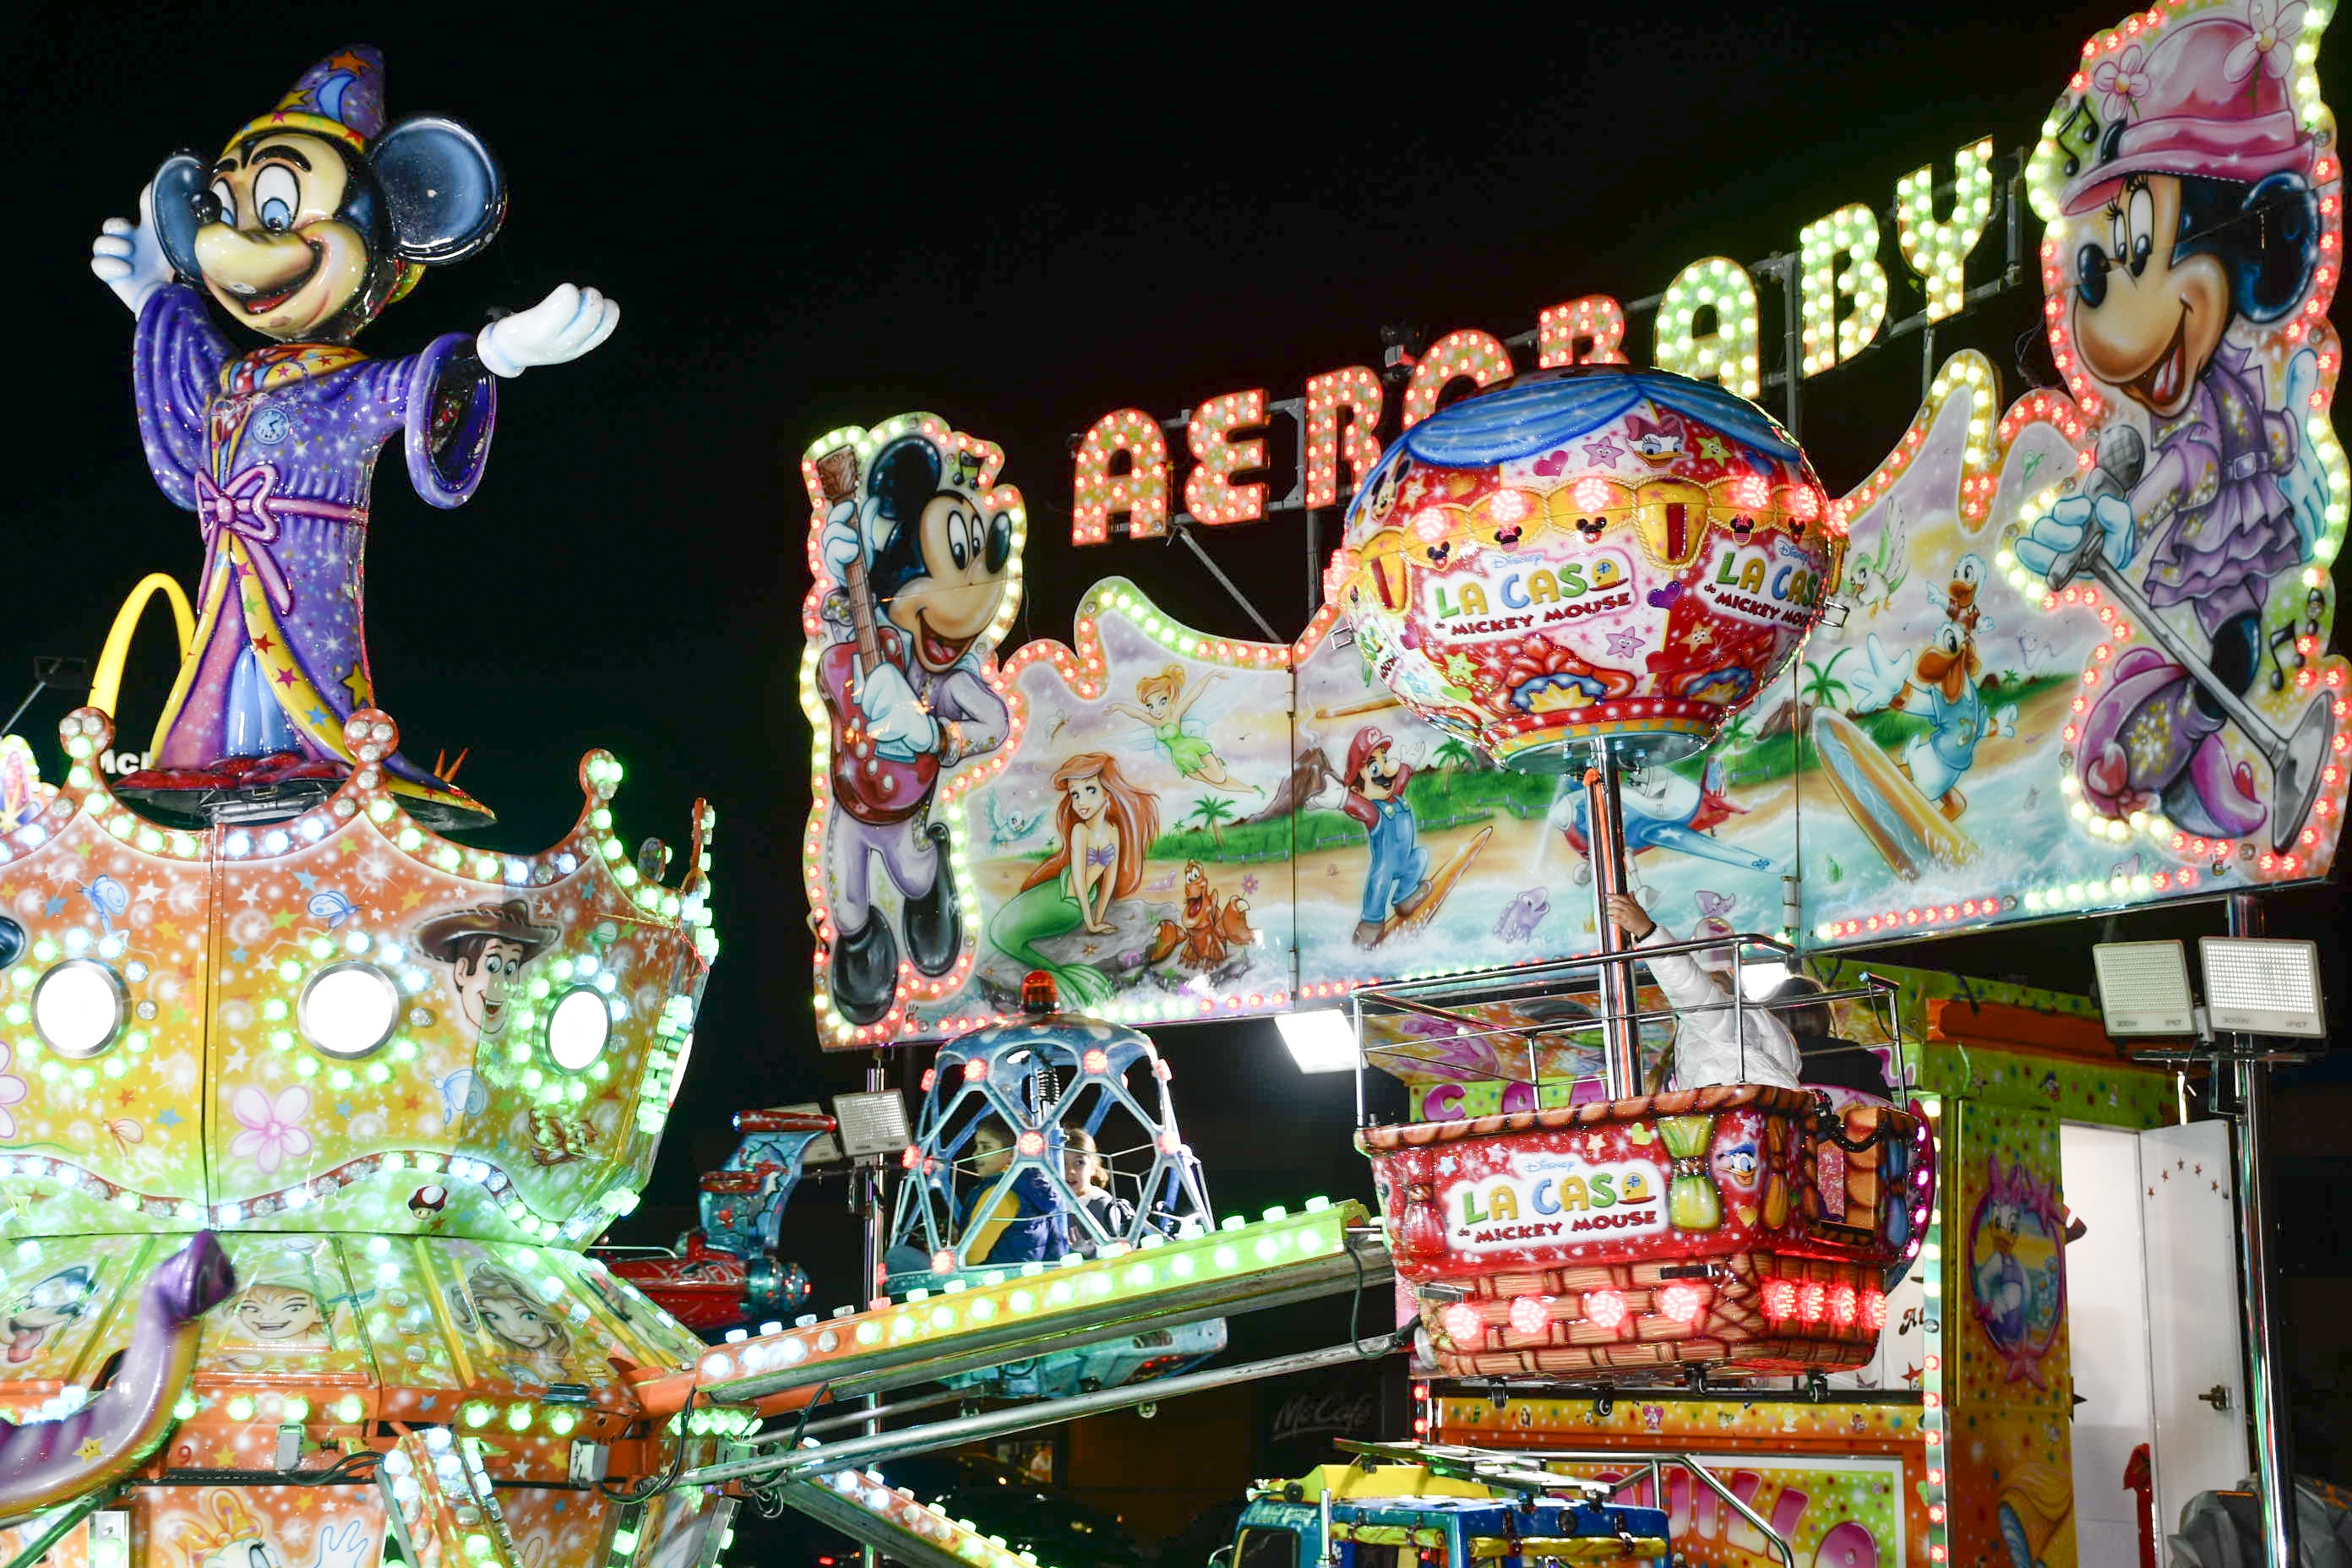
top-left (41, 896), bottom-right (63, 917)
top-left (1604, 629), bottom-right (1645, 659)
top-left (158, 1108), bottom-right (182, 1128)
top-left (273, 667), bottom-right (298, 689)
top-left (294, 872), bottom-right (318, 891)
top-left (1697, 437), bottom-right (1729, 460)
top-left (341, 665), bottom-right (371, 702)
top-left (75, 1438), bottom-right (103, 1462)
top-left (1582, 435), bottom-right (1624, 464)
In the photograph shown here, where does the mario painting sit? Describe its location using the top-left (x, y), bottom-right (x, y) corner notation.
top-left (810, 428), bottom-right (1016, 1027)
top-left (1340, 727), bottom-right (1430, 946)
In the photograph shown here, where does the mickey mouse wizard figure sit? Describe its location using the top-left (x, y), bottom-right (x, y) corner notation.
top-left (808, 424), bottom-right (1016, 1028)
top-left (88, 45), bottom-right (618, 828)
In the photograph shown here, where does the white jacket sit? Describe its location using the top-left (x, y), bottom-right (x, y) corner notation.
top-left (1636, 924), bottom-right (1802, 1090)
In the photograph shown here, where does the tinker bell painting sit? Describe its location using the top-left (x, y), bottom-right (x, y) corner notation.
top-left (1109, 665), bottom-right (1262, 796)
top-left (985, 754), bottom-right (1159, 1009)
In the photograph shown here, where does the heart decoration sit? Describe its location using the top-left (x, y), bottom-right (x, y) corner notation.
top-left (1533, 449), bottom-right (1571, 477)
top-left (1735, 1203), bottom-right (1760, 1228)
top-left (1647, 581), bottom-right (1684, 608)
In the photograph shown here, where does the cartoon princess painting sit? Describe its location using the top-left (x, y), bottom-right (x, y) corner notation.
top-left (450, 1261), bottom-right (572, 1380)
top-left (986, 754), bottom-right (1159, 1008)
top-left (2017, 3), bottom-right (2332, 838)
top-left (1108, 665), bottom-right (1260, 795)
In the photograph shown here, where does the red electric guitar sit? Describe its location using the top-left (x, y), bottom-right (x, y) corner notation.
top-left (814, 447), bottom-right (940, 825)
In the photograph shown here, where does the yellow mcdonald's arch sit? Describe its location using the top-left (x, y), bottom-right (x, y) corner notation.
top-left (89, 573), bottom-right (194, 720)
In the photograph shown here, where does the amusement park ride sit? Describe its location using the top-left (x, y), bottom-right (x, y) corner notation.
top-left (3, 1), bottom-right (2344, 1564)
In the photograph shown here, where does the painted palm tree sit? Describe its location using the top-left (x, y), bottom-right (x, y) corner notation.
top-left (1184, 795), bottom-right (1236, 847)
top-left (1430, 736), bottom-right (1478, 772)
top-left (1718, 711), bottom-right (1757, 749)
top-left (1799, 650), bottom-right (1854, 714)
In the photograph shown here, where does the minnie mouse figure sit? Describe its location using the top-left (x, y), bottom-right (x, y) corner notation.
top-left (2015, 5), bottom-right (2333, 839)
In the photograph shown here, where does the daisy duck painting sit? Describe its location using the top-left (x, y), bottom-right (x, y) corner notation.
top-left (2016, 0), bottom-right (2340, 849)
top-left (88, 45), bottom-right (619, 829)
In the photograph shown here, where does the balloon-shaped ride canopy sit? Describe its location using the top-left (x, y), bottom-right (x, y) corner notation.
top-left (1332, 365), bottom-right (1841, 770)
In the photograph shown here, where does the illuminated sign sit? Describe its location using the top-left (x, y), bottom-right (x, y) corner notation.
top-left (1069, 140), bottom-right (2005, 544)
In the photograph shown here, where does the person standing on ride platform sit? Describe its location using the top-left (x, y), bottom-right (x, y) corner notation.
top-left (956, 1120), bottom-right (1068, 1266)
top-left (1603, 893), bottom-right (1800, 1091)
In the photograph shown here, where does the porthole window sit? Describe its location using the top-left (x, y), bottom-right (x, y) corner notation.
top-left (299, 962), bottom-right (401, 1059)
top-left (547, 986), bottom-right (611, 1071)
top-left (33, 961), bottom-right (126, 1059)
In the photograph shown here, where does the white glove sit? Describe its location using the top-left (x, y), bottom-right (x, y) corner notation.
top-left (1845, 633), bottom-right (1914, 715)
top-left (2279, 348), bottom-right (2331, 557)
top-left (820, 499), bottom-right (864, 580)
top-left (90, 182), bottom-right (172, 314)
top-left (2013, 493), bottom-right (2136, 584)
top-left (475, 283), bottom-right (619, 378)
top-left (310, 1521), bottom-right (371, 1568)
top-left (852, 662), bottom-right (939, 760)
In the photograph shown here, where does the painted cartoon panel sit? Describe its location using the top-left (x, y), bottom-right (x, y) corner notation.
top-left (1555, 1456), bottom-right (1908, 1568)
top-left (199, 1234), bottom-right (370, 1380)
top-left (801, 3), bottom-right (2350, 1047)
top-left (1949, 1099), bottom-right (2078, 1568)
top-left (800, 415), bottom-right (1026, 1042)
top-left (144, 1486), bottom-right (382, 1568)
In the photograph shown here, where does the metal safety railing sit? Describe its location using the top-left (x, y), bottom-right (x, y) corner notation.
top-left (1348, 930), bottom-right (1907, 1125)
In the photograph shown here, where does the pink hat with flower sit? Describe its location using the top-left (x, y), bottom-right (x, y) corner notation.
top-left (2060, 7), bottom-right (2314, 215)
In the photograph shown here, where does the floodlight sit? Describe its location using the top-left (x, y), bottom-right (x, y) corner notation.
top-left (32, 961), bottom-right (126, 1059)
top-left (831, 1089), bottom-right (914, 1160)
top-left (545, 987), bottom-right (612, 1070)
top-left (2090, 941), bottom-right (2197, 1037)
top-left (2199, 937), bottom-right (2325, 1038)
top-left (778, 1102), bottom-right (846, 1164)
top-left (1277, 1010), bottom-right (1358, 1074)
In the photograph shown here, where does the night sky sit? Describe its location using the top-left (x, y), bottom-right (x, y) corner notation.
top-left (8, 0), bottom-right (2348, 1516)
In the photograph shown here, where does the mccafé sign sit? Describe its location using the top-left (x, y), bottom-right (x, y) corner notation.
top-left (1070, 139), bottom-right (2000, 545)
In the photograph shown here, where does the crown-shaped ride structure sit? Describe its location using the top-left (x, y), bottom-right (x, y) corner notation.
top-left (0, 705), bottom-right (740, 1564)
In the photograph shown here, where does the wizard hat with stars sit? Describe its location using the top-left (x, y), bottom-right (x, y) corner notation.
top-left (222, 45), bottom-right (385, 159)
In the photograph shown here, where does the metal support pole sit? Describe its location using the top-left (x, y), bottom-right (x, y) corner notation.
top-left (2226, 895), bottom-right (2298, 1567)
top-left (1581, 744), bottom-right (1640, 1097)
top-left (683, 1336), bottom-right (1401, 1489)
top-left (1778, 255), bottom-right (1803, 439)
top-left (858, 1059), bottom-right (889, 1568)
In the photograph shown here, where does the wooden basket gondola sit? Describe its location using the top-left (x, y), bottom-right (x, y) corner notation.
top-left (1358, 1084), bottom-right (1933, 1380)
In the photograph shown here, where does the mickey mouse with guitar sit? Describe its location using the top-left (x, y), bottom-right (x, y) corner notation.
top-left (813, 431), bottom-right (1015, 1026)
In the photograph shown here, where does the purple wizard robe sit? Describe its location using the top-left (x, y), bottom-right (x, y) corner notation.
top-left (133, 283), bottom-right (494, 819)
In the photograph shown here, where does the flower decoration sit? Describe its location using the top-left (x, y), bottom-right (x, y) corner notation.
top-left (2092, 43), bottom-right (2152, 120)
top-left (230, 1085), bottom-right (314, 1174)
top-left (2225, 0), bottom-right (2306, 83)
top-left (0, 1046), bottom-right (27, 1141)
